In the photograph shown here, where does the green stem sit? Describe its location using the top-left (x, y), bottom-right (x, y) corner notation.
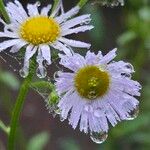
top-left (0, 0), bottom-right (10, 23)
top-left (8, 61), bottom-right (36, 150)
top-left (51, 0), bottom-right (60, 13)
top-left (78, 0), bottom-right (88, 8)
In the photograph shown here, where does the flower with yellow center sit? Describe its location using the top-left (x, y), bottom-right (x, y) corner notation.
top-left (74, 66), bottom-right (110, 100)
top-left (20, 16), bottom-right (60, 45)
top-left (0, 0), bottom-right (93, 78)
top-left (55, 49), bottom-right (141, 136)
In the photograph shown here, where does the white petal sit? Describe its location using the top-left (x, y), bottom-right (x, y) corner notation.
top-left (27, 3), bottom-right (39, 16)
top-left (56, 72), bottom-right (74, 94)
top-left (80, 112), bottom-right (88, 133)
top-left (51, 41), bottom-right (72, 55)
top-left (61, 14), bottom-right (91, 30)
top-left (59, 53), bottom-right (86, 72)
top-left (0, 32), bottom-right (19, 38)
top-left (4, 23), bottom-right (19, 33)
top-left (108, 61), bottom-right (135, 75)
top-left (41, 4), bottom-right (52, 16)
top-left (99, 48), bottom-right (117, 64)
top-left (59, 37), bottom-right (91, 48)
top-left (6, 2), bottom-right (25, 23)
top-left (40, 45), bottom-right (51, 65)
top-left (69, 95), bottom-right (86, 129)
top-left (25, 45), bottom-right (36, 60)
top-left (58, 89), bottom-right (75, 119)
top-left (55, 6), bottom-right (80, 23)
top-left (14, 0), bottom-right (28, 19)
top-left (0, 39), bottom-right (23, 52)
top-left (10, 41), bottom-right (27, 53)
top-left (61, 25), bottom-right (94, 36)
top-left (23, 45), bottom-right (37, 73)
top-left (85, 51), bottom-right (103, 65)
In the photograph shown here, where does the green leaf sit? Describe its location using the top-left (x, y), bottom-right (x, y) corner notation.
top-left (111, 112), bottom-right (150, 138)
top-left (0, 120), bottom-right (10, 135)
top-left (60, 138), bottom-right (81, 150)
top-left (31, 81), bottom-right (54, 90)
top-left (31, 81), bottom-right (55, 99)
top-left (117, 31), bottom-right (137, 46)
top-left (0, 71), bottom-right (20, 90)
top-left (27, 132), bottom-right (50, 150)
top-left (139, 7), bottom-right (150, 21)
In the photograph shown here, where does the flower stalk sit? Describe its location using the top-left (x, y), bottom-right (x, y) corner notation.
top-left (0, 0), bottom-right (10, 23)
top-left (8, 60), bottom-right (36, 150)
top-left (78, 0), bottom-right (88, 8)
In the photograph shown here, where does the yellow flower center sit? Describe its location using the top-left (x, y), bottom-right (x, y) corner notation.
top-left (74, 66), bottom-right (110, 100)
top-left (20, 16), bottom-right (60, 45)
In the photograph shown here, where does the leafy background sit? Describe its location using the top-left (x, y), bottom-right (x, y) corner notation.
top-left (0, 0), bottom-right (150, 149)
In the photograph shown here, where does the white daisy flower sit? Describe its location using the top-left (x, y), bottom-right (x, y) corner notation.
top-left (0, 0), bottom-right (93, 78)
top-left (55, 49), bottom-right (141, 143)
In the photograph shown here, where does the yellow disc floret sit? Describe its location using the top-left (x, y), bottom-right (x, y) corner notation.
top-left (74, 66), bottom-right (110, 100)
top-left (20, 16), bottom-right (60, 45)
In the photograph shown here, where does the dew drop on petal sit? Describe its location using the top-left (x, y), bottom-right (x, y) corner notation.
top-left (85, 20), bottom-right (91, 25)
top-left (19, 68), bottom-right (29, 78)
top-left (60, 115), bottom-right (65, 122)
top-left (94, 109), bottom-right (104, 118)
top-left (90, 132), bottom-right (108, 144)
top-left (36, 66), bottom-right (47, 78)
top-left (36, 1), bottom-right (41, 7)
top-left (126, 105), bottom-right (139, 120)
top-left (53, 71), bottom-right (61, 80)
top-left (121, 73), bottom-right (131, 78)
top-left (87, 91), bottom-right (98, 99)
top-left (126, 63), bottom-right (134, 72)
top-left (84, 105), bottom-right (93, 113)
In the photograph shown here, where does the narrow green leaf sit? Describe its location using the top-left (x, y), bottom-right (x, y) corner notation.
top-left (0, 71), bottom-right (20, 90)
top-left (27, 132), bottom-right (50, 150)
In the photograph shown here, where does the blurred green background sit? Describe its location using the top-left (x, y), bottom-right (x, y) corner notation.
top-left (0, 0), bottom-right (150, 149)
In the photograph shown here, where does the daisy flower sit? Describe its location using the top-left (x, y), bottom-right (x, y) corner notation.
top-left (0, 0), bottom-right (93, 78)
top-left (55, 49), bottom-right (141, 143)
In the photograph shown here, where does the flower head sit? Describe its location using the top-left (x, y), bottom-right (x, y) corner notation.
top-left (0, 0), bottom-right (93, 78)
top-left (55, 49), bottom-right (141, 139)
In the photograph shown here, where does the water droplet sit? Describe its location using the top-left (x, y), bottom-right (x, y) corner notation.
top-left (36, 1), bottom-right (41, 7)
top-left (60, 116), bottom-right (65, 122)
top-left (54, 108), bottom-right (61, 115)
top-left (126, 105), bottom-right (139, 120)
top-left (19, 68), bottom-right (28, 78)
top-left (126, 63), bottom-right (134, 72)
top-left (85, 20), bottom-right (91, 25)
top-left (36, 67), bottom-right (47, 78)
top-left (90, 132), bottom-right (108, 144)
top-left (94, 109), bottom-right (104, 118)
top-left (52, 112), bottom-right (57, 118)
top-left (53, 71), bottom-right (61, 80)
top-left (138, 84), bottom-right (142, 89)
top-left (87, 91), bottom-right (98, 99)
top-left (84, 105), bottom-right (93, 113)
top-left (121, 73), bottom-right (131, 78)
